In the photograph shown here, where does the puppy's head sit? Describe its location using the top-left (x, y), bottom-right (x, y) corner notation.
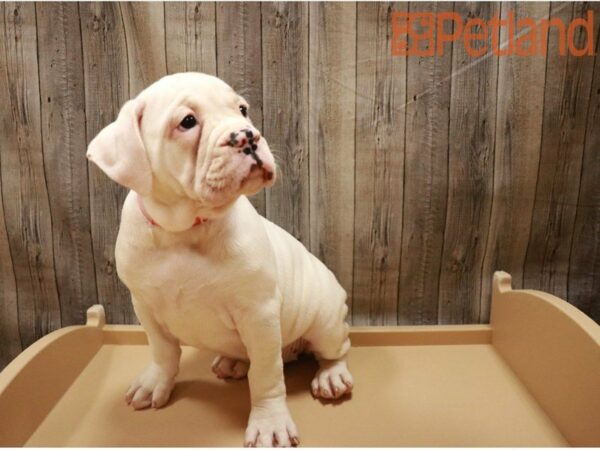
top-left (86, 72), bottom-right (276, 212)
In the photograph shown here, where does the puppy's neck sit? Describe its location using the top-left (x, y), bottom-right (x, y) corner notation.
top-left (137, 193), bottom-right (230, 232)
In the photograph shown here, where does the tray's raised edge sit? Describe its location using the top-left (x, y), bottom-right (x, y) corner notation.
top-left (349, 325), bottom-right (492, 346)
top-left (0, 325), bottom-right (103, 446)
top-left (490, 271), bottom-right (600, 447)
top-left (492, 272), bottom-right (600, 345)
top-left (0, 326), bottom-right (96, 393)
top-left (103, 325), bottom-right (148, 345)
top-left (99, 324), bottom-right (493, 347)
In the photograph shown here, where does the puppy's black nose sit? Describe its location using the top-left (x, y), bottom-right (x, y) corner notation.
top-left (223, 128), bottom-right (261, 150)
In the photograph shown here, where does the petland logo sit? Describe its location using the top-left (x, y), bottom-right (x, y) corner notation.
top-left (391, 10), bottom-right (595, 57)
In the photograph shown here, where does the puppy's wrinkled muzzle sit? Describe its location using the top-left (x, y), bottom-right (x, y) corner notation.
top-left (220, 126), bottom-right (276, 187)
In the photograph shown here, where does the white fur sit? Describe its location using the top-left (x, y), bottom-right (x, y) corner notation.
top-left (88, 73), bottom-right (353, 447)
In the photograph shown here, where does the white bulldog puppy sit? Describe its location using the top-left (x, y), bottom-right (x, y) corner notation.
top-left (86, 72), bottom-right (353, 447)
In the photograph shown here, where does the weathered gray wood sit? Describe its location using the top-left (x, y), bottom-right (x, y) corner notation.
top-left (216, 2), bottom-right (265, 216)
top-left (0, 5), bottom-right (21, 365)
top-left (37, 2), bottom-right (98, 326)
top-left (524, 2), bottom-right (599, 299)
top-left (4, 1), bottom-right (600, 371)
top-left (438, 2), bottom-right (499, 324)
top-left (164, 2), bottom-right (217, 75)
top-left (398, 2), bottom-right (452, 325)
top-left (0, 173), bottom-right (20, 368)
top-left (568, 7), bottom-right (600, 324)
top-left (308, 3), bottom-right (356, 309)
top-left (481, 2), bottom-right (550, 322)
top-left (0, 2), bottom-right (62, 347)
top-left (261, 2), bottom-right (310, 245)
top-left (80, 2), bottom-right (134, 324)
top-left (120, 2), bottom-right (168, 96)
top-left (352, 2), bottom-right (405, 326)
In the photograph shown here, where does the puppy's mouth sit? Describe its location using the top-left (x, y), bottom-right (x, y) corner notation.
top-left (242, 163), bottom-right (275, 187)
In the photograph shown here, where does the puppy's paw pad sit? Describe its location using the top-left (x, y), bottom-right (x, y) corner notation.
top-left (311, 359), bottom-right (353, 400)
top-left (125, 364), bottom-right (175, 410)
top-left (211, 355), bottom-right (249, 379)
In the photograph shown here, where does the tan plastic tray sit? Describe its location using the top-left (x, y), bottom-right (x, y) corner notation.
top-left (0, 272), bottom-right (598, 447)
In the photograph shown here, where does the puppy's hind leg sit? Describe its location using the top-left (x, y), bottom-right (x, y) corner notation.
top-left (210, 337), bottom-right (307, 381)
top-left (211, 355), bottom-right (249, 379)
top-left (304, 302), bottom-right (354, 400)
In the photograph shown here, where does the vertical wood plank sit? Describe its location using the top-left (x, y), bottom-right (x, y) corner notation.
top-left (438, 2), bottom-right (499, 324)
top-left (80, 2), bottom-right (134, 324)
top-left (216, 2), bottom-right (265, 216)
top-left (523, 2), bottom-right (599, 299)
top-left (0, 2), bottom-right (62, 346)
top-left (37, 2), bottom-right (98, 326)
top-left (0, 178), bottom-right (20, 368)
top-left (261, 3), bottom-right (310, 244)
top-left (398, 2), bottom-right (452, 325)
top-left (352, 2), bottom-right (405, 326)
top-left (165, 2), bottom-right (217, 75)
top-left (120, 2), bottom-right (168, 95)
top-left (0, 7), bottom-right (21, 364)
top-left (308, 3), bottom-right (356, 310)
top-left (568, 9), bottom-right (600, 324)
top-left (481, 2), bottom-right (549, 322)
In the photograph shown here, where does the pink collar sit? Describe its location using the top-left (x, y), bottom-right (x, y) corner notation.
top-left (137, 194), bottom-right (209, 228)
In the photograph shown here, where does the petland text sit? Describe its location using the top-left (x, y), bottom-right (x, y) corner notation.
top-left (391, 10), bottom-right (595, 57)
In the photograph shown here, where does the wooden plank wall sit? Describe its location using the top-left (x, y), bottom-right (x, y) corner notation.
top-left (1, 2), bottom-right (600, 367)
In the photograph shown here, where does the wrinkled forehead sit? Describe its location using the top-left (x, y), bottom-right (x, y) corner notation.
top-left (139, 73), bottom-right (243, 120)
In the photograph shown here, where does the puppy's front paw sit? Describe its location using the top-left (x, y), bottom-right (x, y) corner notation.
top-left (211, 355), bottom-right (250, 379)
top-left (244, 399), bottom-right (299, 447)
top-left (311, 359), bottom-right (353, 400)
top-left (125, 363), bottom-right (176, 410)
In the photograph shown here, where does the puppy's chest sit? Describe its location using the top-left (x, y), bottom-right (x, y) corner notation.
top-left (120, 241), bottom-right (267, 346)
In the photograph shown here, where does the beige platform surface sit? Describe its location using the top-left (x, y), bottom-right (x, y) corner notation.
top-left (26, 343), bottom-right (565, 447)
top-left (2, 272), bottom-right (599, 447)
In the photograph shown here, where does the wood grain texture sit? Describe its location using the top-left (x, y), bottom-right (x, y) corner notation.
top-left (2, 2), bottom-right (600, 371)
top-left (80, 2), bottom-right (134, 324)
top-left (164, 2), bottom-right (217, 75)
top-left (261, 2), bottom-right (309, 244)
top-left (438, 2), bottom-right (499, 324)
top-left (568, 12), bottom-right (600, 322)
top-left (523, 2), bottom-right (599, 298)
top-left (308, 2), bottom-right (356, 305)
top-left (120, 2), bottom-right (168, 96)
top-left (0, 192), bottom-right (20, 368)
top-left (36, 2), bottom-right (98, 326)
top-left (0, 2), bottom-right (62, 347)
top-left (0, 8), bottom-right (21, 364)
top-left (480, 2), bottom-right (550, 322)
top-left (398, 2), bottom-right (453, 325)
top-left (352, 2), bottom-right (405, 326)
top-left (216, 2), bottom-right (265, 215)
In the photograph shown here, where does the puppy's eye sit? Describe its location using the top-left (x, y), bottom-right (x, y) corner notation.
top-left (239, 105), bottom-right (248, 117)
top-left (179, 114), bottom-right (197, 130)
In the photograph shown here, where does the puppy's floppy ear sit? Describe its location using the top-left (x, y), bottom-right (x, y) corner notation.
top-left (86, 99), bottom-right (152, 195)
